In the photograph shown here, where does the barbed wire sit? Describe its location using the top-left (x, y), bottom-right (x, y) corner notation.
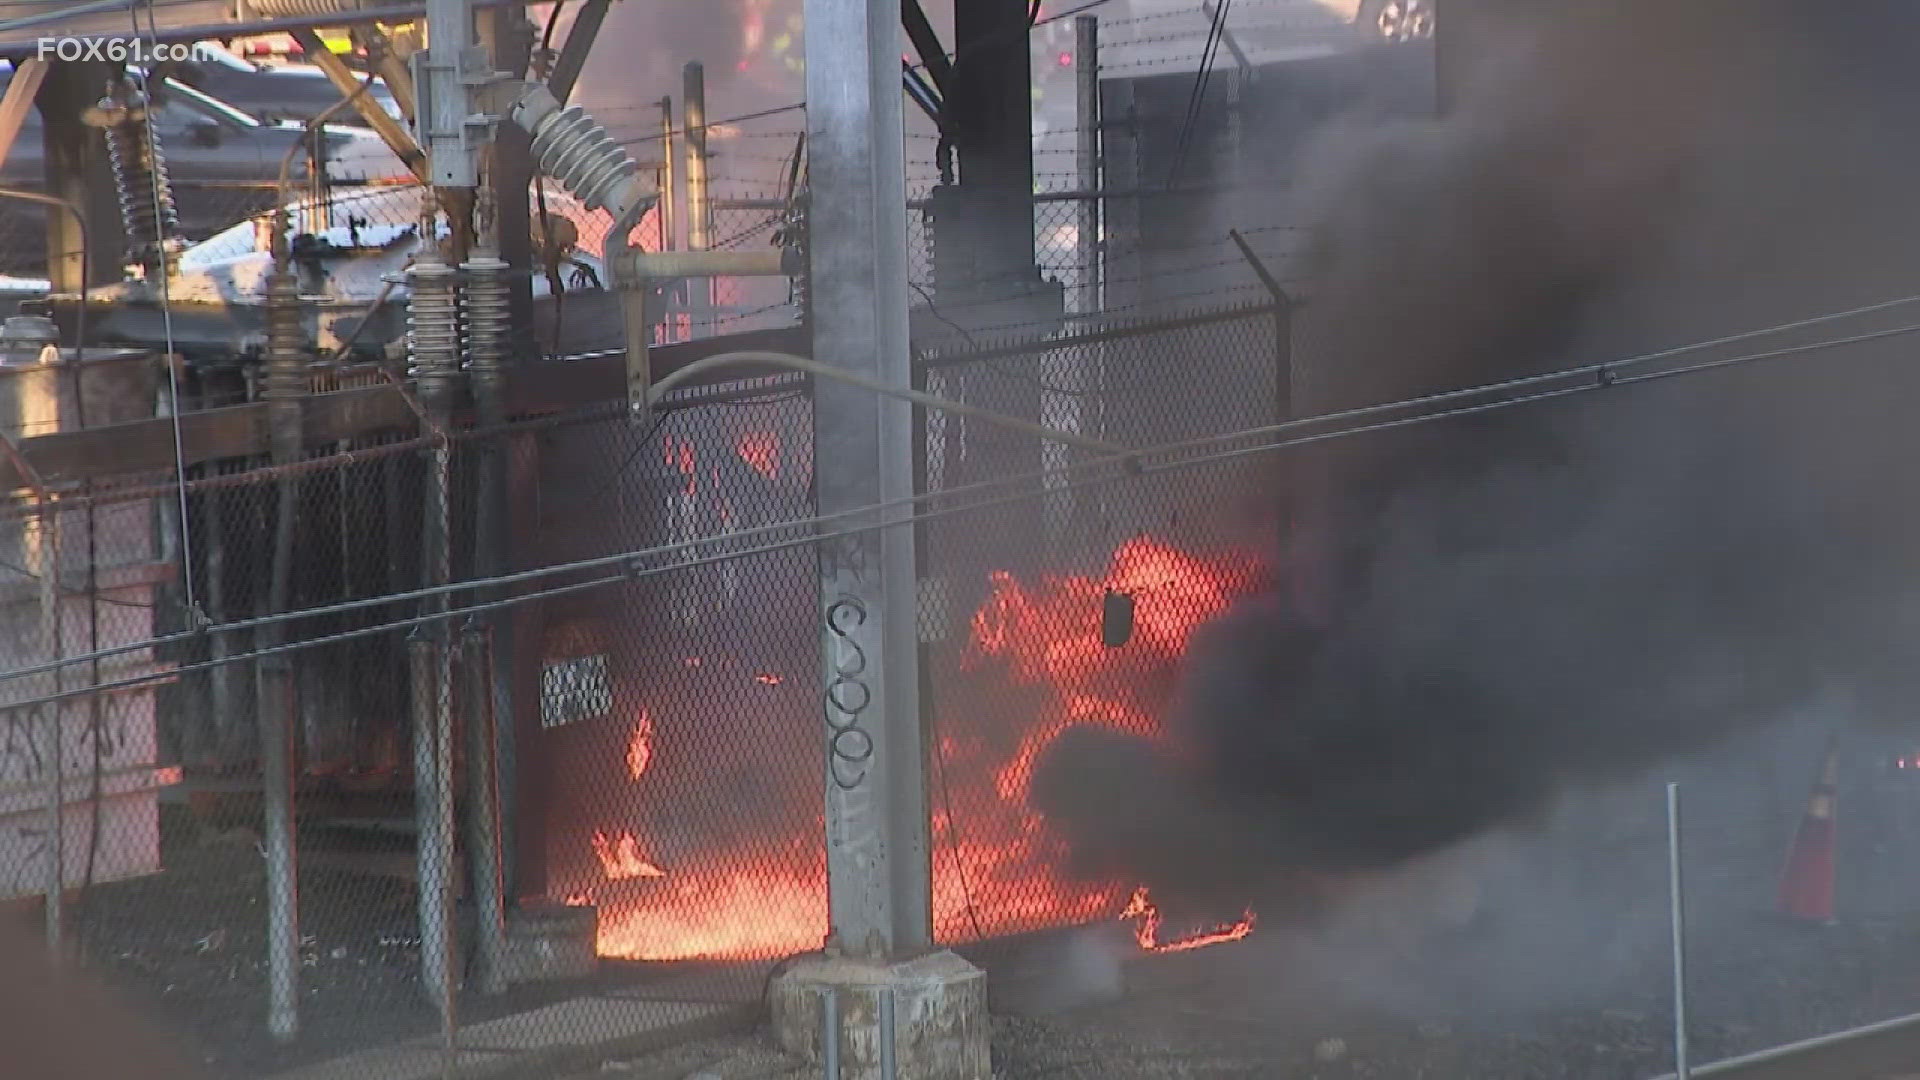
top-left (4, 293), bottom-right (1918, 698)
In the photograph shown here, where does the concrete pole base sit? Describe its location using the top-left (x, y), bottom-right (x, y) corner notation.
top-left (500, 901), bottom-right (599, 985)
top-left (767, 950), bottom-right (990, 1080)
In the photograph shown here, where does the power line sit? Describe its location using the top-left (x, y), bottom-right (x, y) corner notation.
top-left (16, 314), bottom-right (1920, 709)
top-left (5, 292), bottom-right (1916, 687)
top-left (132, 0), bottom-right (198, 621)
top-left (1167, 0), bottom-right (1232, 185)
top-left (4, 295), bottom-right (1919, 700)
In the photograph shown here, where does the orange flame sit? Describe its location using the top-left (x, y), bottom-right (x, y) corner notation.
top-left (593, 857), bottom-right (827, 960)
top-left (736, 430), bottom-right (781, 480)
top-left (572, 535), bottom-right (1259, 961)
top-left (1120, 887), bottom-right (1256, 953)
top-left (934, 536), bottom-right (1261, 950)
top-left (626, 710), bottom-right (655, 780)
top-left (592, 830), bottom-right (666, 881)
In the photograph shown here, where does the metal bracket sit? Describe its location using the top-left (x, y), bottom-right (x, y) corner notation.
top-left (0, 426), bottom-right (50, 505)
top-left (413, 43), bottom-right (506, 188)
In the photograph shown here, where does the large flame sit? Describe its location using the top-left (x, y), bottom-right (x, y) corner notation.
top-left (569, 536), bottom-right (1259, 960)
top-left (942, 536), bottom-right (1261, 950)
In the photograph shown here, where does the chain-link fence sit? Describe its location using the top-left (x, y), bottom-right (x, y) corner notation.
top-left (918, 305), bottom-right (1285, 946)
top-left (0, 295), bottom-right (1289, 1077)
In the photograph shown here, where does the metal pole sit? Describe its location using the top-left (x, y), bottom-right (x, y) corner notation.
top-left (36, 498), bottom-right (62, 956)
top-left (879, 987), bottom-right (898, 1080)
top-left (417, 444), bottom-right (457, 1025)
top-left (407, 635), bottom-right (456, 1054)
top-left (1668, 781), bottom-right (1691, 1080)
top-left (408, 638), bottom-right (449, 990)
top-left (545, 0), bottom-right (610, 105)
top-left (683, 62), bottom-right (712, 325)
top-left (1057, 13), bottom-right (1103, 541)
top-left (409, 232), bottom-right (460, 1027)
top-left (259, 255), bottom-right (308, 1043)
top-left (659, 97), bottom-right (678, 252)
top-left (462, 624), bottom-right (509, 995)
top-left (802, 0), bottom-right (933, 958)
top-left (1073, 17), bottom-right (1101, 318)
top-left (822, 988), bottom-right (841, 1080)
top-left (422, 0), bottom-right (478, 188)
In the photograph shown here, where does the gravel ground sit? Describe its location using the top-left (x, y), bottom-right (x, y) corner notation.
top-left (64, 810), bottom-right (643, 1080)
top-left (561, 908), bottom-right (1920, 1080)
top-left (556, 824), bottom-right (1920, 1080)
top-left (54, 746), bottom-right (1920, 1080)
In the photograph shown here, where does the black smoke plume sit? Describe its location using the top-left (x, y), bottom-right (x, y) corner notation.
top-left (1031, 0), bottom-right (1920, 916)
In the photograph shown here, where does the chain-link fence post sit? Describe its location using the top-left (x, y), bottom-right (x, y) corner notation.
top-left (1075, 15), bottom-right (1102, 318)
top-left (408, 630), bottom-right (459, 1027)
top-left (462, 621), bottom-right (509, 996)
top-left (35, 495), bottom-right (63, 956)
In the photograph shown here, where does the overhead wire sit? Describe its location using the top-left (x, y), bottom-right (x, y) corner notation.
top-left (5, 293), bottom-right (1920, 702)
top-left (2, 291), bottom-right (1917, 689)
top-left (1167, 0), bottom-right (1232, 185)
top-left (129, 0), bottom-right (196, 619)
top-left (15, 315), bottom-right (1920, 710)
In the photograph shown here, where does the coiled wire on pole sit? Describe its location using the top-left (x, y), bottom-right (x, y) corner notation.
top-left (85, 88), bottom-right (179, 278)
top-left (262, 269), bottom-right (307, 408)
top-left (406, 256), bottom-right (462, 407)
top-left (461, 251), bottom-right (510, 381)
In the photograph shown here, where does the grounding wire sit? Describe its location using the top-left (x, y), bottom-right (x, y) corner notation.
top-left (7, 305), bottom-right (1920, 705)
top-left (132, 0), bottom-right (198, 620)
top-left (0, 293), bottom-right (1916, 687)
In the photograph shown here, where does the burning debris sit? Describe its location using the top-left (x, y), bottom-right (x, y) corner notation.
top-left (1119, 888), bottom-right (1256, 954)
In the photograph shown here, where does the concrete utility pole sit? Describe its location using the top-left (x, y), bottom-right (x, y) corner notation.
top-left (804, 0), bottom-right (927, 962)
top-left (766, 0), bottom-right (989, 1075)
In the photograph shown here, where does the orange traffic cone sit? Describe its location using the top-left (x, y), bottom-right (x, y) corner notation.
top-left (1778, 740), bottom-right (1841, 925)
